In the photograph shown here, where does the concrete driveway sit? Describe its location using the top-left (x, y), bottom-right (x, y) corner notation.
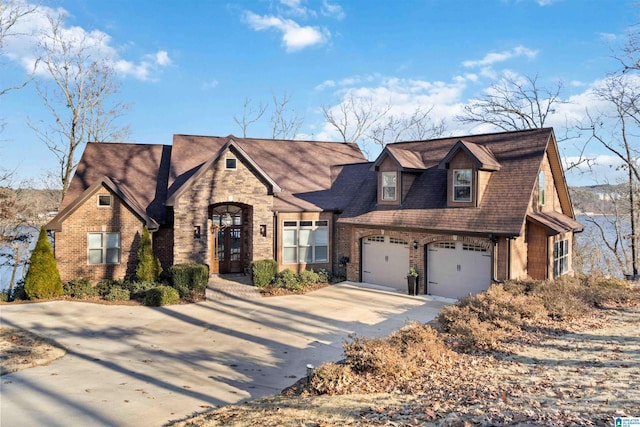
top-left (0, 281), bottom-right (449, 427)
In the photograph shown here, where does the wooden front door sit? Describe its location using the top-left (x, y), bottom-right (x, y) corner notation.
top-left (210, 204), bottom-right (246, 274)
top-left (217, 226), bottom-right (243, 273)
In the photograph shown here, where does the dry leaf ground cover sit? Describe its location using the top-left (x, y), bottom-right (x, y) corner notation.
top-left (0, 327), bottom-right (66, 375)
top-left (170, 276), bottom-right (640, 427)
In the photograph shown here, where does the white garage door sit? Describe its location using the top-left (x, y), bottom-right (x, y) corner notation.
top-left (362, 236), bottom-right (410, 290)
top-left (427, 241), bottom-right (492, 299)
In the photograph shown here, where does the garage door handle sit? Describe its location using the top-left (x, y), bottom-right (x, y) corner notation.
top-left (457, 264), bottom-right (461, 271)
top-left (364, 270), bottom-right (371, 274)
top-left (428, 281), bottom-right (438, 284)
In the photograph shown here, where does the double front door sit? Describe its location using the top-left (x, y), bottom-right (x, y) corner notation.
top-left (210, 204), bottom-right (246, 274)
top-left (215, 226), bottom-right (243, 273)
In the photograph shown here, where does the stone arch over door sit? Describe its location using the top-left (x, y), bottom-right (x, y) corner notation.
top-left (209, 203), bottom-right (251, 274)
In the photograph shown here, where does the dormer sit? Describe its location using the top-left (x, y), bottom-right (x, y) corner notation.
top-left (371, 145), bottom-right (426, 205)
top-left (438, 140), bottom-right (501, 208)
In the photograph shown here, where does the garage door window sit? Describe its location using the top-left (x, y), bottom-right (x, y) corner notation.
top-left (283, 220), bottom-right (329, 263)
top-left (462, 243), bottom-right (487, 252)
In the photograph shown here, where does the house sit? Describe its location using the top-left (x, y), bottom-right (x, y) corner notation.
top-left (46, 128), bottom-right (582, 299)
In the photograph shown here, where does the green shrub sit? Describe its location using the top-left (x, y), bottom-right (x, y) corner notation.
top-left (24, 227), bottom-right (62, 299)
top-left (251, 259), bottom-right (278, 287)
top-left (103, 286), bottom-right (131, 301)
top-left (273, 269), bottom-right (302, 291)
top-left (63, 278), bottom-right (98, 299)
top-left (136, 226), bottom-right (162, 281)
top-left (168, 263), bottom-right (209, 298)
top-left (95, 279), bottom-right (124, 297)
top-left (125, 280), bottom-right (159, 299)
top-left (298, 269), bottom-right (319, 287)
top-left (314, 268), bottom-right (332, 284)
top-left (10, 284), bottom-right (26, 301)
top-left (0, 290), bottom-right (8, 302)
top-left (144, 285), bottom-right (180, 306)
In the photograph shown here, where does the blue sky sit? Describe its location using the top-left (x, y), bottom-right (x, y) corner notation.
top-left (0, 0), bottom-right (637, 187)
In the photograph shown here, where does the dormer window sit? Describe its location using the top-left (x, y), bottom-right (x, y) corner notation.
top-left (381, 172), bottom-right (397, 201)
top-left (453, 169), bottom-right (472, 202)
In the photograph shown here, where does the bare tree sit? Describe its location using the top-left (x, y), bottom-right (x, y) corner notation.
top-left (0, 0), bottom-right (38, 97)
top-left (28, 14), bottom-right (129, 199)
top-left (233, 97), bottom-right (267, 138)
top-left (369, 106), bottom-right (446, 149)
top-left (456, 74), bottom-right (565, 131)
top-left (582, 74), bottom-right (640, 277)
top-left (270, 91), bottom-right (303, 139)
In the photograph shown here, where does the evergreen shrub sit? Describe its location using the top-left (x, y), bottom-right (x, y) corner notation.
top-left (251, 259), bottom-right (278, 287)
top-left (136, 226), bottom-right (162, 282)
top-left (168, 263), bottom-right (209, 297)
top-left (145, 285), bottom-right (180, 306)
top-left (24, 227), bottom-right (62, 299)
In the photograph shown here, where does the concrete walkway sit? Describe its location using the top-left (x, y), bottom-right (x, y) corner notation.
top-left (0, 280), bottom-right (451, 427)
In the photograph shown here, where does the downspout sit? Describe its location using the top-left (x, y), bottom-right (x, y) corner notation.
top-left (489, 234), bottom-right (502, 283)
top-left (507, 237), bottom-right (513, 281)
top-left (273, 211), bottom-right (278, 263)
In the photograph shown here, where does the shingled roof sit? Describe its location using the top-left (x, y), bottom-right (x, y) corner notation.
top-left (57, 142), bottom-right (172, 224)
top-left (168, 134), bottom-right (366, 211)
top-left (338, 128), bottom-right (574, 237)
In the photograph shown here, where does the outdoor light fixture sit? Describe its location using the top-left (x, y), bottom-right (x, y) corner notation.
top-left (413, 239), bottom-right (418, 249)
top-left (260, 224), bottom-right (267, 237)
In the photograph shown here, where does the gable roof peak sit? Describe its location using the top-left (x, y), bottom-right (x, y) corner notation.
top-left (438, 139), bottom-right (501, 171)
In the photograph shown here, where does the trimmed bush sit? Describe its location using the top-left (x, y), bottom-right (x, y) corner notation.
top-left (24, 227), bottom-right (62, 299)
top-left (63, 278), bottom-right (98, 299)
top-left (136, 226), bottom-right (162, 282)
top-left (103, 286), bottom-right (131, 301)
top-left (298, 269), bottom-right (319, 287)
top-left (251, 259), bottom-right (278, 287)
top-left (168, 263), bottom-right (209, 298)
top-left (273, 269), bottom-right (302, 291)
top-left (144, 285), bottom-right (180, 306)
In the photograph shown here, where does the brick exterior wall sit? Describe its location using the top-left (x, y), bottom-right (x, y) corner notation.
top-left (153, 226), bottom-right (174, 272)
top-left (53, 187), bottom-right (145, 283)
top-left (172, 148), bottom-right (274, 271)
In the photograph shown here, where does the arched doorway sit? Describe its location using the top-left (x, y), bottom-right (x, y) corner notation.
top-left (209, 203), bottom-right (248, 274)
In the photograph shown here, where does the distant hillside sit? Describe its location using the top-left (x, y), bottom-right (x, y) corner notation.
top-left (0, 187), bottom-right (61, 225)
top-left (569, 184), bottom-right (627, 215)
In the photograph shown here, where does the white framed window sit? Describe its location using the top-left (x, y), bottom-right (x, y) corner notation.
top-left (225, 157), bottom-right (237, 170)
top-left (538, 171), bottom-right (545, 206)
top-left (381, 172), bottom-right (397, 201)
top-left (283, 220), bottom-right (329, 264)
top-left (88, 232), bottom-right (120, 264)
top-left (453, 169), bottom-right (472, 202)
top-left (97, 194), bottom-right (112, 207)
top-left (553, 238), bottom-right (569, 277)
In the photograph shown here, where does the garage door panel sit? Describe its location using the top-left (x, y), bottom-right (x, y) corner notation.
top-left (362, 236), bottom-right (409, 290)
top-left (427, 242), bottom-right (491, 299)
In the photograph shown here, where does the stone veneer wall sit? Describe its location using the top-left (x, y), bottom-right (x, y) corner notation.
top-left (54, 187), bottom-right (145, 283)
top-left (172, 150), bottom-right (274, 269)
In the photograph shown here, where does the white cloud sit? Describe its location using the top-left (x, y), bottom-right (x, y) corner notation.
top-left (322, 0), bottom-right (345, 20)
top-left (598, 32), bottom-right (617, 42)
top-left (243, 11), bottom-right (328, 52)
top-left (202, 79), bottom-right (219, 90)
top-left (462, 45), bottom-right (539, 68)
top-left (1, 2), bottom-right (171, 81)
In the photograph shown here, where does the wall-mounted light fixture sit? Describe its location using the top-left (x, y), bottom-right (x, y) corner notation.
top-left (193, 225), bottom-right (201, 239)
top-left (260, 224), bottom-right (267, 237)
top-left (413, 239), bottom-right (419, 249)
